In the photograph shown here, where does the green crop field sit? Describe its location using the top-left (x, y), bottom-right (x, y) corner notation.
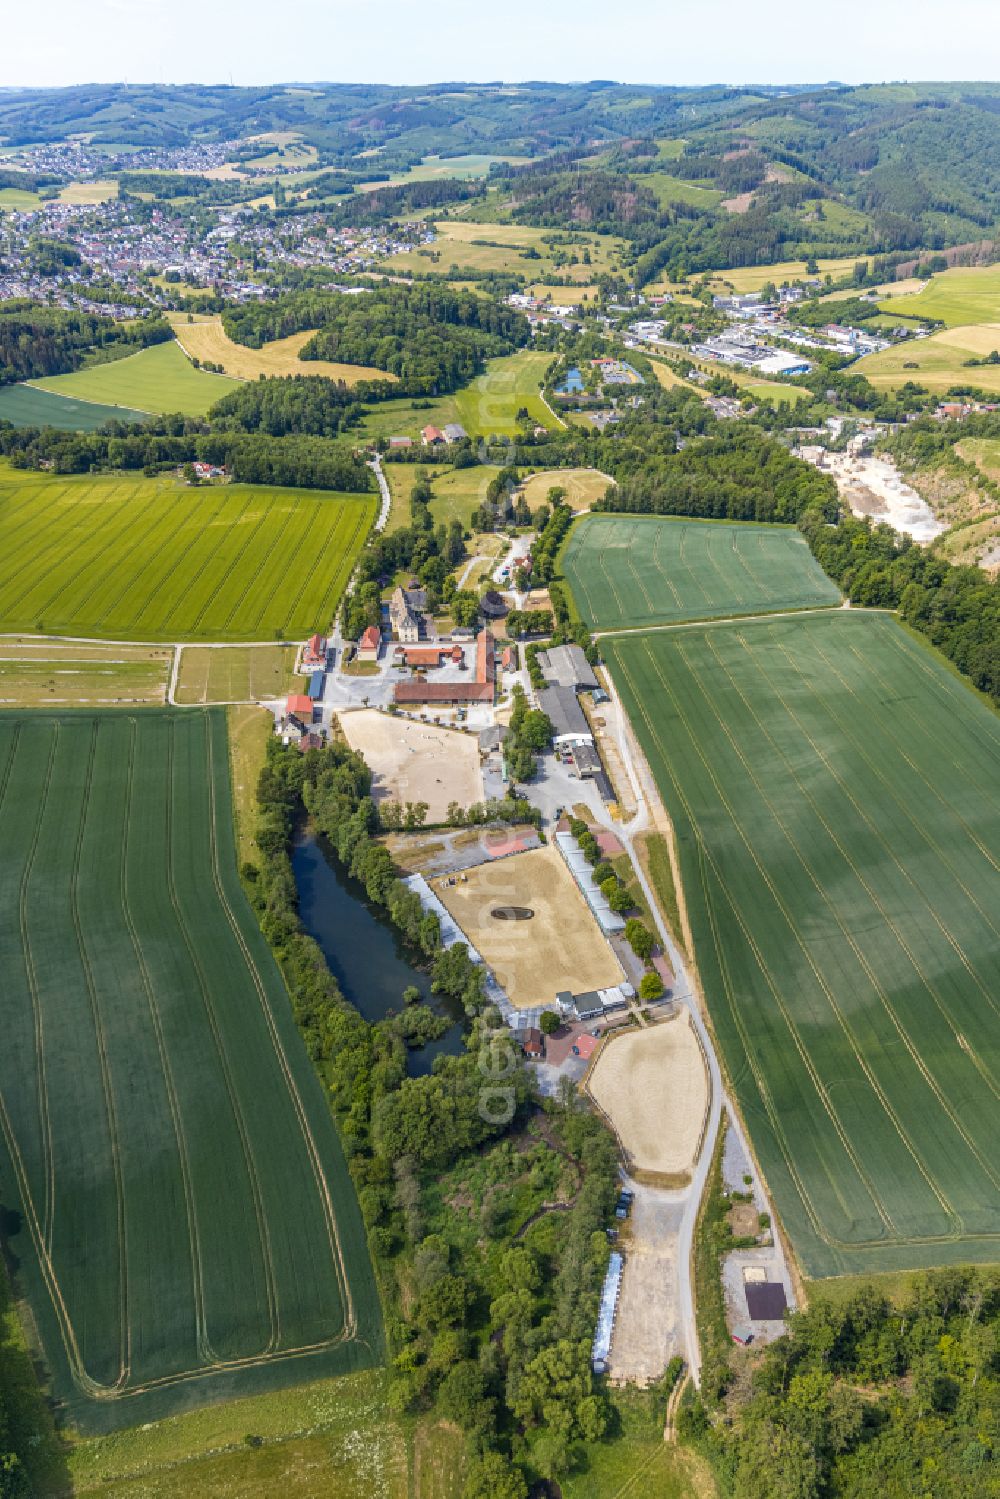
top-left (0, 468), bottom-right (374, 641)
top-left (0, 708), bottom-right (382, 1431)
top-left (562, 515), bottom-right (841, 632)
top-left (0, 382), bottom-right (148, 431)
top-left (31, 339), bottom-right (240, 417)
top-left (606, 612), bottom-right (1000, 1277)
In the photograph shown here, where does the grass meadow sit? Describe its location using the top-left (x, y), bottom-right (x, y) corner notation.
top-left (0, 639), bottom-right (171, 706)
top-left (706, 256), bottom-right (872, 294)
top-left (0, 708), bottom-right (382, 1431)
top-left (0, 382), bottom-right (148, 430)
top-left (562, 515), bottom-right (840, 632)
top-left (856, 323), bottom-right (1000, 394)
top-left (359, 350), bottom-right (556, 442)
top-left (385, 220), bottom-right (625, 282)
top-left (0, 468), bottom-right (374, 641)
top-left (31, 339), bottom-right (240, 416)
top-left (876, 264), bottom-right (1000, 326)
top-left (606, 611), bottom-right (1000, 1277)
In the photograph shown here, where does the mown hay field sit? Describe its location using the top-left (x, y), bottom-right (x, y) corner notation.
top-left (170, 314), bottom-right (394, 386)
top-left (520, 467), bottom-right (613, 512)
top-left (606, 612), bottom-right (1000, 1277)
top-left (31, 339), bottom-right (240, 416)
top-left (175, 644), bottom-right (297, 704)
top-left (0, 708), bottom-right (382, 1430)
top-left (385, 220), bottom-right (625, 283)
top-left (562, 515), bottom-right (840, 632)
top-left (0, 468), bottom-right (374, 641)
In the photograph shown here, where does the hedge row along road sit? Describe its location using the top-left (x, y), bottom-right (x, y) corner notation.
top-left (0, 708), bottom-right (382, 1431)
top-left (0, 470), bottom-right (376, 642)
top-left (604, 611), bottom-right (1000, 1278)
top-left (562, 514), bottom-right (842, 633)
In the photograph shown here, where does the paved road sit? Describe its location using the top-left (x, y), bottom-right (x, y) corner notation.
top-left (582, 664), bottom-right (793, 1383)
top-left (368, 453), bottom-right (392, 532)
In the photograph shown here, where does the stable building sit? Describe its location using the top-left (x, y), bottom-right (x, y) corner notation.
top-left (536, 643), bottom-right (598, 692)
top-left (538, 685), bottom-right (593, 747)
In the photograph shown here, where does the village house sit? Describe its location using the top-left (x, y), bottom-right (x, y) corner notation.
top-left (357, 624), bottom-right (382, 662)
top-left (421, 424), bottom-right (445, 447)
top-left (302, 633), bottom-right (327, 668)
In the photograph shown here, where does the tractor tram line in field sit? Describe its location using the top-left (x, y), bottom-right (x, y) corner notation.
top-left (776, 634), bottom-right (1000, 993)
top-left (162, 718), bottom-right (282, 1361)
top-left (610, 638), bottom-right (910, 1246)
top-left (119, 717), bottom-right (216, 1368)
top-left (102, 486), bottom-right (241, 637)
top-left (0, 712), bottom-right (381, 1425)
top-left (691, 630), bottom-right (1000, 1203)
top-left (604, 616), bottom-right (1000, 1272)
top-left (564, 513), bottom-right (1000, 1278)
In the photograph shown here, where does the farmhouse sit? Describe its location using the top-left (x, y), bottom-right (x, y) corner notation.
top-left (442, 422), bottom-right (468, 444)
top-left (302, 633), bottom-right (327, 667)
top-left (389, 584), bottom-right (423, 642)
top-left (357, 624), bottom-right (382, 661)
top-left (421, 424), bottom-right (445, 447)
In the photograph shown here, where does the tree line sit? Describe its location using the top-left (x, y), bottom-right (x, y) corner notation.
top-left (0, 418), bottom-right (372, 492)
top-left (799, 506), bottom-right (1000, 705)
top-left (248, 737), bottom-right (621, 1495)
top-left (597, 427), bottom-right (838, 525)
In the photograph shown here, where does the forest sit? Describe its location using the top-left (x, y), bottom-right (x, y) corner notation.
top-left (683, 1268), bottom-right (1000, 1498)
top-left (208, 374), bottom-right (367, 437)
top-left (596, 427), bottom-right (838, 524)
top-left (0, 417), bottom-right (372, 491)
top-left (0, 306), bottom-right (172, 384)
top-left (221, 285), bottom-right (530, 396)
top-left (799, 505), bottom-right (1000, 705)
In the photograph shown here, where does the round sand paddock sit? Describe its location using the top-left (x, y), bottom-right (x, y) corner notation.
top-left (586, 1012), bottom-right (708, 1178)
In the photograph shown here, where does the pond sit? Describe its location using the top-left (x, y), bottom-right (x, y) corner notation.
top-left (557, 366), bottom-right (585, 394)
top-left (292, 830), bottom-right (465, 1075)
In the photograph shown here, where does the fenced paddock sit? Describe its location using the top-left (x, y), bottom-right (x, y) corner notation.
top-left (431, 845), bottom-right (622, 1011)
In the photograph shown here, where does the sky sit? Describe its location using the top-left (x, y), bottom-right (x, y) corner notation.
top-left (3, 0), bottom-right (1000, 90)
